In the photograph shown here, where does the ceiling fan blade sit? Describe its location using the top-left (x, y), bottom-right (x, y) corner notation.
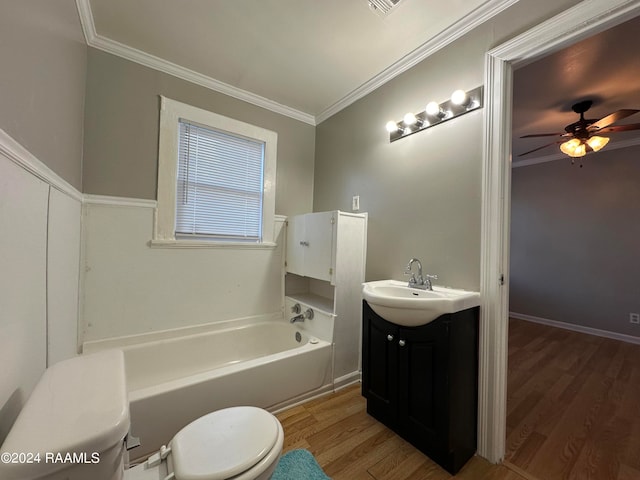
top-left (517, 141), bottom-right (561, 157)
top-left (589, 109), bottom-right (640, 130)
top-left (595, 122), bottom-right (640, 133)
top-left (520, 132), bottom-right (565, 138)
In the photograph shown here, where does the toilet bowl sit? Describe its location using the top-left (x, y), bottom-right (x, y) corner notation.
top-left (0, 350), bottom-right (283, 480)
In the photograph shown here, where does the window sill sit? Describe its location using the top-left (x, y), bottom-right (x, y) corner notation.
top-left (149, 239), bottom-right (278, 249)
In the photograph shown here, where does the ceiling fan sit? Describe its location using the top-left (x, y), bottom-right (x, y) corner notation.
top-left (518, 100), bottom-right (640, 158)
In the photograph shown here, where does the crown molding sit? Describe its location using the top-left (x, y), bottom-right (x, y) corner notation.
top-left (315, 0), bottom-right (520, 124)
top-left (75, 0), bottom-right (316, 126)
top-left (512, 135), bottom-right (640, 168)
top-left (77, 0), bottom-right (521, 127)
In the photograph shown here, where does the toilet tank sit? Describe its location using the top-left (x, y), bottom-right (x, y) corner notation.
top-left (0, 350), bottom-right (130, 480)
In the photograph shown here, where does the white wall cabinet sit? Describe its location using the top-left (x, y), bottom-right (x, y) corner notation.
top-left (285, 211), bottom-right (334, 282)
top-left (285, 210), bottom-right (367, 384)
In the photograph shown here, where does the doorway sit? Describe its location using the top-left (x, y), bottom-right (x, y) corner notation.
top-left (478, 0), bottom-right (640, 465)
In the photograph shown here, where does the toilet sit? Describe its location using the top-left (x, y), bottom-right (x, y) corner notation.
top-left (0, 350), bottom-right (284, 480)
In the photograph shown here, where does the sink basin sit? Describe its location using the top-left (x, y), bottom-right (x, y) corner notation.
top-left (362, 279), bottom-right (480, 327)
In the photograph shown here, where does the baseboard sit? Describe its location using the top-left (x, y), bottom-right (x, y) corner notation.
top-left (269, 383), bottom-right (335, 414)
top-left (509, 312), bottom-right (640, 346)
top-left (269, 372), bottom-right (361, 415)
top-left (333, 371), bottom-right (361, 391)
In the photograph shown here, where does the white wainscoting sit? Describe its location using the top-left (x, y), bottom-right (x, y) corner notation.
top-left (0, 153), bottom-right (49, 443)
top-left (80, 199), bottom-right (286, 342)
top-left (47, 188), bottom-right (82, 364)
top-left (0, 130), bottom-right (83, 444)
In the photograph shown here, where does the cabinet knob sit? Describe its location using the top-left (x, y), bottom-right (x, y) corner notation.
top-left (398, 339), bottom-right (406, 347)
top-left (387, 334), bottom-right (394, 341)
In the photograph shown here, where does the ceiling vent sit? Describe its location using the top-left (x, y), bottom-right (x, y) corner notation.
top-left (367, 0), bottom-right (403, 17)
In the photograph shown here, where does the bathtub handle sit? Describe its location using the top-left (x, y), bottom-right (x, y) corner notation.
top-left (291, 303), bottom-right (301, 314)
top-left (387, 334), bottom-right (394, 342)
top-left (304, 308), bottom-right (314, 320)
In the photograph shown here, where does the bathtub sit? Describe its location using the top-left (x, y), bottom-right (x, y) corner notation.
top-left (85, 319), bottom-right (332, 460)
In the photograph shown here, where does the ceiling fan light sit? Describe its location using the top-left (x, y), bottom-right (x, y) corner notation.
top-left (573, 143), bottom-right (586, 157)
top-left (586, 135), bottom-right (610, 152)
top-left (560, 138), bottom-right (582, 156)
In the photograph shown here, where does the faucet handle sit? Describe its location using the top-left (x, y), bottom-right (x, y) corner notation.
top-left (425, 274), bottom-right (438, 280)
top-left (291, 303), bottom-right (301, 314)
top-left (403, 269), bottom-right (417, 284)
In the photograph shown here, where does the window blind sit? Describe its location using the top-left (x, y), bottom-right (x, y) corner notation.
top-left (176, 120), bottom-right (265, 241)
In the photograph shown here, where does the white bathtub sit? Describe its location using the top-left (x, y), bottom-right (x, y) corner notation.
top-left (87, 320), bottom-right (332, 460)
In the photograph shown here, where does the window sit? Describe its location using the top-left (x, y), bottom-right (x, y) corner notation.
top-left (155, 97), bottom-right (277, 247)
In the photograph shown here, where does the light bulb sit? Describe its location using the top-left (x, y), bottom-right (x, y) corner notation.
top-left (425, 102), bottom-right (442, 117)
top-left (586, 135), bottom-right (609, 152)
top-left (403, 112), bottom-right (417, 126)
top-left (385, 121), bottom-right (399, 133)
top-left (424, 102), bottom-right (447, 119)
top-left (451, 90), bottom-right (470, 107)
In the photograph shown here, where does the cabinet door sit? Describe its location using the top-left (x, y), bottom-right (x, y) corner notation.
top-left (285, 215), bottom-right (305, 276)
top-left (397, 321), bottom-right (449, 453)
top-left (362, 302), bottom-right (398, 425)
top-left (303, 211), bottom-right (334, 281)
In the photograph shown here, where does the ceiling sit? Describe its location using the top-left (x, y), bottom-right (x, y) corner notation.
top-left (80, 0), bottom-right (513, 124)
top-left (512, 14), bottom-right (640, 164)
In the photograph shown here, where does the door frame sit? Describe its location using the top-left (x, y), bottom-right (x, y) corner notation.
top-left (478, 0), bottom-right (640, 463)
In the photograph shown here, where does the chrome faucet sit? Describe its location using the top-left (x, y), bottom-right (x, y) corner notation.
top-left (290, 306), bottom-right (314, 323)
top-left (404, 258), bottom-right (438, 291)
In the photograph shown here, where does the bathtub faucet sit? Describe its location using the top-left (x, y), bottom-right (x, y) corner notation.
top-left (290, 308), bottom-right (314, 323)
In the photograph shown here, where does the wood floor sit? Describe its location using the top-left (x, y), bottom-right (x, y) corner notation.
top-left (506, 318), bottom-right (640, 480)
top-left (276, 385), bottom-right (527, 480)
top-left (275, 318), bottom-right (640, 479)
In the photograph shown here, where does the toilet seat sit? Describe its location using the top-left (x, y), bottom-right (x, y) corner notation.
top-left (167, 406), bottom-right (282, 480)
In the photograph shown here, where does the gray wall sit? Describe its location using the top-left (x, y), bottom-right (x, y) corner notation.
top-left (312, 0), bottom-right (581, 290)
top-left (83, 48), bottom-right (316, 216)
top-left (0, 0), bottom-right (86, 189)
top-left (510, 147), bottom-right (640, 337)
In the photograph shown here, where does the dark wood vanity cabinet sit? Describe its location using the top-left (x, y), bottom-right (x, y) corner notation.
top-left (361, 300), bottom-right (479, 474)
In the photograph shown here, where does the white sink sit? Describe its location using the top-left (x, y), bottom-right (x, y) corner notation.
top-left (362, 279), bottom-right (480, 327)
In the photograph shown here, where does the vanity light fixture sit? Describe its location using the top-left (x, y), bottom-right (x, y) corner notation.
top-left (386, 86), bottom-right (483, 142)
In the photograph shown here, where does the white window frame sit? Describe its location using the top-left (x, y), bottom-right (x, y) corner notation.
top-left (154, 96), bottom-right (277, 248)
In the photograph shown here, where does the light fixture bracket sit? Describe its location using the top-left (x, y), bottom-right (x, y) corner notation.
top-left (388, 86), bottom-right (484, 142)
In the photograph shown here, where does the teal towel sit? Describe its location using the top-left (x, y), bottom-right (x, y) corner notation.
top-left (271, 449), bottom-right (331, 480)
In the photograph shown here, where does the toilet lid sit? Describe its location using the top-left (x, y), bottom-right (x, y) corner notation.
top-left (170, 406), bottom-right (279, 480)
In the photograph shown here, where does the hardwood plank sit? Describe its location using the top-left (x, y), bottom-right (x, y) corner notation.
top-left (276, 385), bottom-right (535, 480)
top-left (506, 318), bottom-right (640, 480)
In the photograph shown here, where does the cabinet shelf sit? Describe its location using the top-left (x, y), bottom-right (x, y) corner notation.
top-left (286, 293), bottom-right (334, 316)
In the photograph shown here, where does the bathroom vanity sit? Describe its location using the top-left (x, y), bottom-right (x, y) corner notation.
top-left (361, 300), bottom-right (479, 474)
